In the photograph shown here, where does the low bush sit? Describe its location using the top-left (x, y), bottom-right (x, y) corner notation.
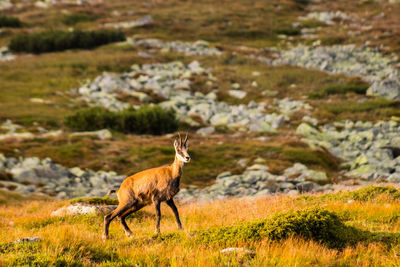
top-left (196, 208), bottom-right (365, 249)
top-left (65, 107), bottom-right (116, 131)
top-left (264, 208), bottom-right (364, 248)
top-left (273, 27), bottom-right (301, 36)
top-left (308, 81), bottom-right (369, 99)
top-left (65, 105), bottom-right (178, 135)
top-left (9, 30), bottom-right (125, 54)
top-left (0, 15), bottom-right (23, 28)
top-left (351, 186), bottom-right (400, 201)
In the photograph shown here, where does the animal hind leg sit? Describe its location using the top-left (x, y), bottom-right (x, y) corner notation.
top-left (103, 204), bottom-right (132, 240)
top-left (166, 198), bottom-right (183, 230)
top-left (118, 204), bottom-right (144, 237)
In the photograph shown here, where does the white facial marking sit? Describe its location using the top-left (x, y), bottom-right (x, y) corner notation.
top-left (176, 153), bottom-right (188, 163)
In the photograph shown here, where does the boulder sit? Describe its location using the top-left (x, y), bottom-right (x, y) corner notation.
top-left (196, 126), bottom-right (215, 136)
top-left (228, 90), bottom-right (247, 99)
top-left (366, 79), bottom-right (400, 100)
top-left (51, 204), bottom-right (117, 217)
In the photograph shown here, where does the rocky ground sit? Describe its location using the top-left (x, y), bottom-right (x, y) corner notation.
top-left (0, 0), bottom-right (400, 204)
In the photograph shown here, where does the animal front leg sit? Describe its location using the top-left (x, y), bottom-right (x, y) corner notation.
top-left (154, 200), bottom-right (161, 234)
top-left (166, 198), bottom-right (183, 230)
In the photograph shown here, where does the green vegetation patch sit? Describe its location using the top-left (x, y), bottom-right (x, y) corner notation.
top-left (195, 208), bottom-right (365, 249)
top-left (351, 186), bottom-right (400, 201)
top-left (9, 30), bottom-right (125, 54)
top-left (69, 196), bottom-right (119, 205)
top-left (65, 106), bottom-right (178, 135)
top-left (62, 13), bottom-right (99, 26)
top-left (282, 147), bottom-right (341, 171)
top-left (323, 98), bottom-right (398, 114)
top-left (0, 15), bottom-right (23, 28)
top-left (308, 81), bottom-right (369, 99)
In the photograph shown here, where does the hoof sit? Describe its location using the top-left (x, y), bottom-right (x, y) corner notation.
top-left (125, 231), bottom-right (133, 238)
top-left (102, 234), bottom-right (109, 241)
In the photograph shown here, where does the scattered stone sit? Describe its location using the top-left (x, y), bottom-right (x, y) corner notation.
top-left (300, 11), bottom-right (352, 25)
top-left (108, 15), bottom-right (153, 29)
top-left (296, 119), bottom-right (400, 180)
top-left (70, 129), bottom-right (112, 140)
top-left (77, 61), bottom-right (287, 132)
top-left (0, 47), bottom-right (15, 62)
top-left (196, 126), bottom-right (215, 136)
top-left (51, 203), bottom-right (117, 217)
top-left (30, 98), bottom-right (53, 104)
top-left (0, 1), bottom-right (12, 10)
top-left (13, 237), bottom-right (41, 244)
top-left (0, 153), bottom-right (125, 198)
top-left (228, 90), bottom-right (247, 99)
top-left (128, 38), bottom-right (222, 56)
top-left (269, 45), bottom-right (400, 100)
top-left (366, 79), bottom-right (400, 100)
top-left (0, 120), bottom-right (62, 141)
top-left (176, 163), bottom-right (325, 201)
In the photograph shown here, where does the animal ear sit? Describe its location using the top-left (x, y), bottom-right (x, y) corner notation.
top-left (174, 139), bottom-right (179, 149)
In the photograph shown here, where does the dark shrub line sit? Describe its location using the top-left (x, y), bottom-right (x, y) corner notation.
top-left (308, 81), bottom-right (369, 99)
top-left (9, 29), bottom-right (125, 54)
top-left (0, 15), bottom-right (23, 28)
top-left (65, 105), bottom-right (178, 135)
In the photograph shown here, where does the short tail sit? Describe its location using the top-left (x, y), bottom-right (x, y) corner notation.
top-left (105, 189), bottom-right (117, 197)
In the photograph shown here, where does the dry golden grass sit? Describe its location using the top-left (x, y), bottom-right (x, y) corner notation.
top-left (2, 189), bottom-right (400, 266)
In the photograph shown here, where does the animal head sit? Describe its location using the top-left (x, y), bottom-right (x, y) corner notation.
top-left (174, 132), bottom-right (190, 163)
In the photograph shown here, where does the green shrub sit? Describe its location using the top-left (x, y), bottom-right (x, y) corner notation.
top-left (264, 208), bottom-right (363, 248)
top-left (62, 13), bottom-right (99, 26)
top-left (65, 106), bottom-right (178, 135)
top-left (196, 208), bottom-right (364, 249)
top-left (273, 27), bottom-right (301, 36)
top-left (9, 30), bottom-right (125, 54)
top-left (0, 15), bottom-right (23, 28)
top-left (351, 186), bottom-right (400, 201)
top-left (65, 107), bottom-right (117, 131)
top-left (308, 81), bottom-right (369, 99)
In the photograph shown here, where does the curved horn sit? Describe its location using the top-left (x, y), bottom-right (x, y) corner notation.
top-left (184, 131), bottom-right (188, 146)
top-left (178, 132), bottom-right (182, 146)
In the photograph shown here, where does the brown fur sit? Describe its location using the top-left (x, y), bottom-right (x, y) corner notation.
top-left (102, 134), bottom-right (190, 240)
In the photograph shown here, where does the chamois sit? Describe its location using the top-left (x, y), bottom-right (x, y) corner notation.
top-left (102, 133), bottom-right (190, 240)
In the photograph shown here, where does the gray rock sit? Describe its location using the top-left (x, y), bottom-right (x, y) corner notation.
top-left (13, 237), bottom-right (41, 244)
top-left (366, 79), bottom-right (400, 100)
top-left (196, 126), bottom-right (215, 136)
top-left (51, 204), bottom-right (117, 217)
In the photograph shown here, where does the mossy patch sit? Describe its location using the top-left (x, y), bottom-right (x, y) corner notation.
top-left (69, 196), bottom-right (119, 205)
